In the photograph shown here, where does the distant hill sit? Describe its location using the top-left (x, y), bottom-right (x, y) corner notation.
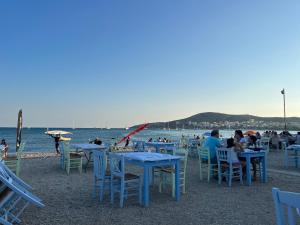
top-left (134, 112), bottom-right (300, 130)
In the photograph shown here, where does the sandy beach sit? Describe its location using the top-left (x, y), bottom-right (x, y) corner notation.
top-left (16, 150), bottom-right (300, 225)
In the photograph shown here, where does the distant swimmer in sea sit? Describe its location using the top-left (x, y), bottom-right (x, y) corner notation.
top-left (94, 137), bottom-right (102, 145)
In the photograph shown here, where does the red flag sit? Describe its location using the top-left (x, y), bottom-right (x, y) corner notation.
top-left (117, 123), bottom-right (149, 144)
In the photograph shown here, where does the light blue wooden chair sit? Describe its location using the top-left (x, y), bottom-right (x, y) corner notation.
top-left (109, 153), bottom-right (142, 208)
top-left (284, 143), bottom-right (300, 168)
top-left (272, 187), bottom-right (300, 225)
top-left (92, 150), bottom-right (110, 202)
top-left (198, 146), bottom-right (218, 182)
top-left (132, 141), bottom-right (145, 152)
top-left (0, 163), bottom-right (44, 225)
top-left (216, 148), bottom-right (243, 187)
top-left (3, 142), bottom-right (26, 177)
top-left (158, 149), bottom-right (188, 197)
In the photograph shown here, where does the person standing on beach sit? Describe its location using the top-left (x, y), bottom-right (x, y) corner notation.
top-left (0, 139), bottom-right (8, 158)
top-left (54, 135), bottom-right (60, 154)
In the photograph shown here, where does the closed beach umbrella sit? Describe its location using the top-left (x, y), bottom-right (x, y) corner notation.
top-left (45, 130), bottom-right (72, 136)
top-left (244, 130), bottom-right (257, 136)
top-left (16, 109), bottom-right (23, 152)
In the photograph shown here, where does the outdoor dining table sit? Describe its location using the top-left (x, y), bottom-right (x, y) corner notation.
top-left (286, 144), bottom-right (300, 168)
top-left (239, 150), bottom-right (267, 186)
top-left (119, 152), bottom-right (181, 207)
top-left (72, 143), bottom-right (107, 171)
top-left (144, 142), bottom-right (177, 153)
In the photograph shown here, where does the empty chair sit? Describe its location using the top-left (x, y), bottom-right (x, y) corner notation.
top-left (3, 142), bottom-right (26, 176)
top-left (62, 142), bottom-right (82, 175)
top-left (272, 187), bottom-right (300, 225)
top-left (109, 153), bottom-right (142, 208)
top-left (158, 149), bottom-right (188, 197)
top-left (132, 141), bottom-right (145, 152)
top-left (284, 143), bottom-right (300, 168)
top-left (198, 146), bottom-right (218, 182)
top-left (92, 150), bottom-right (110, 202)
top-left (216, 148), bottom-right (243, 187)
top-left (260, 137), bottom-right (270, 153)
top-left (0, 163), bottom-right (44, 225)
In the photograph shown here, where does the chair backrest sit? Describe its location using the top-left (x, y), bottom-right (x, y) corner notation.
top-left (198, 146), bottom-right (215, 163)
top-left (272, 187), bottom-right (300, 225)
top-left (109, 153), bottom-right (124, 179)
top-left (132, 141), bottom-right (145, 152)
top-left (174, 149), bottom-right (188, 172)
top-left (216, 148), bottom-right (239, 164)
top-left (62, 142), bottom-right (71, 160)
top-left (0, 162), bottom-right (32, 190)
top-left (160, 145), bottom-right (177, 155)
top-left (93, 150), bottom-right (106, 179)
top-left (0, 170), bottom-right (44, 207)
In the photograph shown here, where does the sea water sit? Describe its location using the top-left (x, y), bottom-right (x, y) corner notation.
top-left (0, 128), bottom-right (293, 153)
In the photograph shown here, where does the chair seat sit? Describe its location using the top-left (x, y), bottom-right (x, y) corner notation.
top-left (70, 153), bottom-right (82, 158)
top-left (3, 155), bottom-right (17, 160)
top-left (124, 173), bottom-right (139, 180)
top-left (160, 167), bottom-right (175, 173)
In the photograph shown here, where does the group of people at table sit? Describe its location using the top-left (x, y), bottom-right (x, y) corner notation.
top-left (203, 129), bottom-right (263, 181)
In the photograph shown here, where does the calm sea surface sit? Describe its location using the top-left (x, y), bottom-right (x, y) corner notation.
top-left (0, 128), bottom-right (296, 153)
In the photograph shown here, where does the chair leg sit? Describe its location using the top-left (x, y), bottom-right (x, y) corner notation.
top-left (93, 176), bottom-right (96, 198)
top-left (218, 163), bottom-right (221, 185)
top-left (172, 173), bottom-right (175, 198)
top-left (208, 163), bottom-right (211, 183)
top-left (120, 182), bottom-right (125, 208)
top-left (199, 161), bottom-right (203, 181)
top-left (110, 177), bottom-right (114, 204)
top-left (100, 180), bottom-right (104, 202)
top-left (228, 166), bottom-right (232, 187)
top-left (239, 165), bottom-right (243, 185)
top-left (139, 178), bottom-right (143, 205)
top-left (158, 171), bottom-right (163, 193)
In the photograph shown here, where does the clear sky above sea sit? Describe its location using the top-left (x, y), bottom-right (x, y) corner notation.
top-left (1, 0), bottom-right (300, 128)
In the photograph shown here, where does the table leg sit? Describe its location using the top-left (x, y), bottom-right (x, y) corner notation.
top-left (246, 156), bottom-right (251, 186)
top-left (262, 154), bottom-right (267, 183)
top-left (143, 165), bottom-right (150, 207)
top-left (295, 150), bottom-right (299, 168)
top-left (175, 160), bottom-right (180, 201)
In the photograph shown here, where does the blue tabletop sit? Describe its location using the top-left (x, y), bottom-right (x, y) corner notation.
top-left (119, 152), bottom-right (181, 162)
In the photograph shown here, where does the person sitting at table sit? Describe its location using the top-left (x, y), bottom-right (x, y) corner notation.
top-left (203, 130), bottom-right (221, 163)
top-left (93, 137), bottom-right (102, 145)
top-left (234, 130), bottom-right (246, 149)
top-left (255, 132), bottom-right (261, 140)
top-left (270, 132), bottom-right (279, 150)
top-left (0, 139), bottom-right (8, 158)
top-left (247, 135), bottom-right (258, 149)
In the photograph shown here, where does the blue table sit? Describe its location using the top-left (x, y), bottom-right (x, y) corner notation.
top-left (144, 142), bottom-right (177, 153)
top-left (120, 152), bottom-right (181, 207)
top-left (286, 145), bottom-right (300, 168)
top-left (239, 150), bottom-right (267, 186)
top-left (72, 143), bottom-right (107, 171)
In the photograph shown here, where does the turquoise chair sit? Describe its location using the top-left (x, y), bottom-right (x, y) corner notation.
top-left (92, 150), bottom-right (110, 202)
top-left (158, 149), bottom-right (188, 197)
top-left (272, 187), bottom-right (300, 225)
top-left (216, 148), bottom-right (243, 187)
top-left (109, 153), bottom-right (142, 208)
top-left (198, 146), bottom-right (218, 182)
top-left (62, 142), bottom-right (82, 175)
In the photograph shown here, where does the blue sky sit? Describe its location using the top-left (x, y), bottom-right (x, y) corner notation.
top-left (1, 0), bottom-right (300, 127)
